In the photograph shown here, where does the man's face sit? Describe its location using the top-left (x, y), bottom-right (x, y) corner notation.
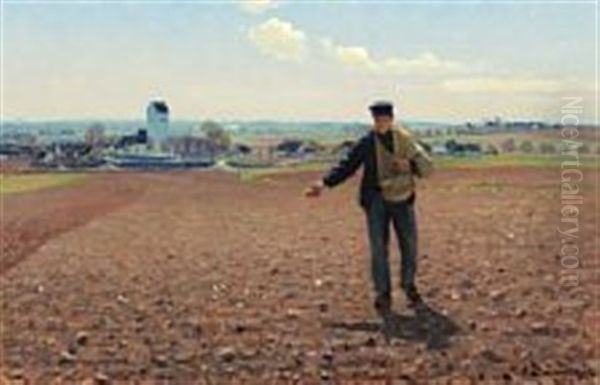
top-left (372, 114), bottom-right (394, 133)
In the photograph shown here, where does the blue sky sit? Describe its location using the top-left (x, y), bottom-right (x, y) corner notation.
top-left (2, 0), bottom-right (597, 122)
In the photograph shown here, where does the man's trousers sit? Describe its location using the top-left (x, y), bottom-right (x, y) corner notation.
top-left (364, 192), bottom-right (418, 298)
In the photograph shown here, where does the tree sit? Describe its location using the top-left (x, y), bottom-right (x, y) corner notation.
top-left (485, 144), bottom-right (499, 155)
top-left (539, 142), bottom-right (557, 154)
top-left (519, 140), bottom-right (534, 153)
top-left (85, 122), bottom-right (106, 146)
top-left (201, 121), bottom-right (231, 151)
top-left (500, 137), bottom-right (515, 153)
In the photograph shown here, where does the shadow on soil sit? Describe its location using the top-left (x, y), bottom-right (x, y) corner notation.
top-left (328, 301), bottom-right (460, 350)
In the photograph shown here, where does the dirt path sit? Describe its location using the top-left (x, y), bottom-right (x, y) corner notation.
top-left (1, 168), bottom-right (598, 384)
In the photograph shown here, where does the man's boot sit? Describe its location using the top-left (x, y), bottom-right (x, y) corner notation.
top-left (404, 285), bottom-right (422, 308)
top-left (374, 292), bottom-right (391, 314)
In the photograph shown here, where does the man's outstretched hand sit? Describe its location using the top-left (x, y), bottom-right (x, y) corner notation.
top-left (304, 180), bottom-right (325, 198)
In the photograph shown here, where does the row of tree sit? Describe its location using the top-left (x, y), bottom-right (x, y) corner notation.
top-left (499, 138), bottom-right (597, 154)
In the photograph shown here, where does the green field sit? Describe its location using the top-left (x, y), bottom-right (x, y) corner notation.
top-left (238, 153), bottom-right (598, 182)
top-left (433, 154), bottom-right (598, 169)
top-left (0, 173), bottom-right (88, 195)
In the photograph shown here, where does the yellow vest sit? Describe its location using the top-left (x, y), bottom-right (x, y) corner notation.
top-left (375, 126), bottom-right (433, 202)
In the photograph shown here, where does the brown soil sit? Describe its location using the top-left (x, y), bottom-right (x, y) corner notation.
top-left (1, 173), bottom-right (146, 276)
top-left (1, 167), bottom-right (598, 384)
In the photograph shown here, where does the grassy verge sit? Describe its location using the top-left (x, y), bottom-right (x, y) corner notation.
top-left (0, 173), bottom-right (89, 195)
top-left (238, 154), bottom-right (598, 182)
top-left (433, 154), bottom-right (598, 169)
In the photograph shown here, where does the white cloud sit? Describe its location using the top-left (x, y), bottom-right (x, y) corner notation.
top-left (247, 18), bottom-right (307, 61)
top-left (441, 76), bottom-right (563, 93)
top-left (383, 52), bottom-right (467, 75)
top-left (239, 0), bottom-right (277, 14)
top-left (321, 38), bottom-right (466, 75)
top-left (321, 38), bottom-right (378, 70)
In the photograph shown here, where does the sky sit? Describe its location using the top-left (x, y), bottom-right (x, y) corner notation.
top-left (1, 0), bottom-right (598, 122)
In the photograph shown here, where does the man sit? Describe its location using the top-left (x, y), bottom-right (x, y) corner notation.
top-left (305, 101), bottom-right (433, 313)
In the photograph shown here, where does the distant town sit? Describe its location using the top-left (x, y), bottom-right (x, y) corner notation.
top-left (1, 99), bottom-right (598, 172)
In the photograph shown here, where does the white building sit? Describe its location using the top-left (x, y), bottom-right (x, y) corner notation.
top-left (146, 100), bottom-right (169, 150)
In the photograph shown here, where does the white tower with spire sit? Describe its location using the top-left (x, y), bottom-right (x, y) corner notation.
top-left (146, 100), bottom-right (169, 151)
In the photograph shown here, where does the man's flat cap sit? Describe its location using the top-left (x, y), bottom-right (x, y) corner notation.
top-left (369, 101), bottom-right (394, 116)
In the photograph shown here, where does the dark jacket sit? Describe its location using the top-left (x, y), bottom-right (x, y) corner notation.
top-left (322, 130), bottom-right (418, 209)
